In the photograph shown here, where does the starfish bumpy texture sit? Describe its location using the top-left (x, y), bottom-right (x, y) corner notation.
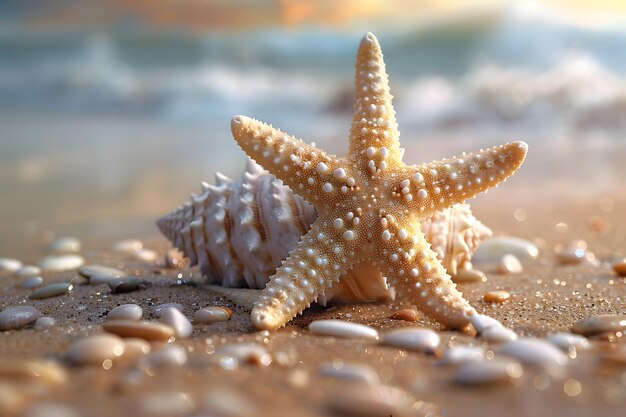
top-left (231, 33), bottom-right (527, 331)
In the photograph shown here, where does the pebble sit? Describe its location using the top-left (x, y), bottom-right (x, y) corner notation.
top-left (145, 344), bottom-right (188, 367)
top-left (555, 240), bottom-right (593, 265)
top-left (108, 277), bottom-right (141, 293)
top-left (159, 307), bottom-right (193, 338)
top-left (612, 260), bottom-right (626, 277)
top-left (309, 319), bottom-right (379, 340)
top-left (380, 328), bottom-right (440, 354)
top-left (483, 290), bottom-right (511, 303)
top-left (571, 314), bottom-right (626, 336)
top-left (121, 338), bottom-right (151, 363)
top-left (108, 304), bottom-right (143, 321)
top-left (78, 265), bottom-right (126, 284)
top-left (453, 268), bottom-right (487, 283)
top-left (469, 313), bottom-right (503, 334)
top-left (102, 320), bottom-right (175, 341)
top-left (66, 334), bottom-right (125, 366)
top-left (547, 332), bottom-right (590, 352)
top-left (480, 326), bottom-right (518, 343)
top-left (319, 362), bottom-right (380, 385)
top-left (473, 236), bottom-right (539, 263)
top-left (194, 306), bottom-right (233, 323)
top-left (440, 346), bottom-right (485, 365)
top-left (0, 306), bottom-right (41, 330)
top-left (14, 265), bottom-right (41, 278)
top-left (19, 276), bottom-right (44, 289)
top-left (29, 282), bottom-right (73, 299)
top-left (154, 303), bottom-right (184, 317)
top-left (0, 358), bottom-right (67, 385)
top-left (497, 254), bottom-right (523, 274)
top-left (34, 317), bottom-right (56, 329)
top-left (390, 308), bottom-right (418, 322)
top-left (133, 249), bottom-right (158, 262)
top-left (47, 237), bottom-right (81, 254)
top-left (498, 338), bottom-right (568, 369)
top-left (453, 358), bottom-right (523, 386)
top-left (325, 383), bottom-right (417, 417)
top-left (214, 343), bottom-right (272, 367)
top-left (23, 403), bottom-right (80, 417)
top-left (39, 255), bottom-right (84, 272)
top-left (111, 239), bottom-right (143, 254)
top-left (0, 258), bottom-right (23, 272)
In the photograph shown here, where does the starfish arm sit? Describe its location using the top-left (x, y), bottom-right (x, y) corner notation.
top-left (398, 141), bottom-right (527, 216)
top-left (348, 33), bottom-right (403, 170)
top-left (231, 115), bottom-right (352, 205)
top-left (251, 218), bottom-right (357, 330)
top-left (376, 219), bottom-right (475, 329)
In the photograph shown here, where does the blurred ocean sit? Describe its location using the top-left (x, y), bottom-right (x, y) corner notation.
top-left (1, 3), bottom-right (625, 256)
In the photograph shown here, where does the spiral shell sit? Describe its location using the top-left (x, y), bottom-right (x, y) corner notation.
top-left (157, 160), bottom-right (492, 305)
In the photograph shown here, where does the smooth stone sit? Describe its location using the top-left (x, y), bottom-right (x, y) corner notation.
top-left (613, 260), bottom-right (626, 277)
top-left (29, 282), bottom-right (73, 299)
top-left (154, 303), bottom-right (184, 317)
top-left (469, 313), bottom-right (503, 334)
top-left (325, 384), bottom-right (417, 417)
top-left (473, 236), bottom-right (539, 263)
top-left (454, 358), bottom-right (523, 386)
top-left (390, 308), bottom-right (418, 322)
top-left (134, 249), bottom-right (158, 262)
top-left (497, 254), bottom-right (523, 274)
top-left (0, 306), bottom-right (41, 330)
top-left (15, 265), bottom-right (41, 278)
top-left (440, 346), bottom-right (485, 365)
top-left (571, 314), bottom-right (626, 336)
top-left (0, 358), bottom-right (67, 385)
top-left (453, 269), bottom-right (487, 283)
top-left (319, 362), bottom-right (380, 385)
top-left (39, 255), bottom-right (84, 272)
top-left (19, 276), bottom-right (44, 289)
top-left (0, 258), bottom-right (22, 272)
top-left (309, 320), bottom-right (379, 340)
top-left (145, 344), bottom-right (188, 367)
top-left (194, 306), bottom-right (232, 323)
top-left (121, 338), bottom-right (151, 363)
top-left (34, 317), bottom-right (56, 329)
top-left (47, 237), bottom-right (81, 254)
top-left (498, 338), bottom-right (568, 368)
top-left (108, 304), bottom-right (143, 321)
top-left (380, 328), bottom-right (440, 354)
top-left (78, 265), bottom-right (126, 284)
top-left (480, 326), bottom-right (518, 343)
top-left (214, 344), bottom-right (272, 366)
top-left (23, 403), bottom-right (80, 417)
top-left (547, 332), bottom-right (590, 352)
top-left (111, 239), bottom-right (143, 254)
top-left (108, 277), bottom-right (141, 293)
top-left (483, 290), bottom-right (511, 303)
top-left (66, 334), bottom-right (125, 365)
top-left (555, 248), bottom-right (587, 265)
top-left (102, 320), bottom-right (174, 341)
top-left (159, 307), bottom-right (193, 338)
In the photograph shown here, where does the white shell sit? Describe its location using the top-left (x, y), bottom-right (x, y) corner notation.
top-left (158, 159), bottom-right (492, 304)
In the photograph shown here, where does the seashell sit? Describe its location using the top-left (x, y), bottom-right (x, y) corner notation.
top-left (158, 160), bottom-right (492, 304)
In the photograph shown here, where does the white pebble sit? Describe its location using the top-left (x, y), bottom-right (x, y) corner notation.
top-left (497, 254), bottom-right (523, 274)
top-left (145, 344), bottom-right (188, 367)
top-left (0, 306), bottom-right (41, 330)
top-left (440, 346), bottom-right (485, 365)
top-left (194, 307), bottom-right (232, 323)
top-left (19, 276), bottom-right (44, 289)
top-left (34, 317), bottom-right (57, 329)
top-left (39, 255), bottom-right (84, 272)
top-left (319, 362), bottom-right (380, 385)
top-left (309, 319), bottom-right (378, 340)
top-left (111, 239), bottom-right (143, 254)
top-left (0, 258), bottom-right (23, 272)
top-left (108, 304), bottom-right (143, 321)
top-left (66, 334), bottom-right (125, 365)
top-left (133, 249), bottom-right (158, 262)
top-left (154, 303), bottom-right (184, 317)
top-left (78, 265), bottom-right (126, 284)
top-left (380, 328), bottom-right (440, 354)
top-left (473, 236), bottom-right (539, 263)
top-left (159, 307), bottom-right (193, 338)
top-left (498, 338), bottom-right (568, 369)
top-left (547, 332), bottom-right (590, 352)
top-left (29, 283), bottom-right (73, 299)
top-left (14, 265), bottom-right (41, 278)
top-left (469, 313), bottom-right (503, 334)
top-left (480, 326), bottom-right (518, 343)
top-left (454, 358), bottom-right (523, 386)
top-left (47, 237), bottom-right (81, 254)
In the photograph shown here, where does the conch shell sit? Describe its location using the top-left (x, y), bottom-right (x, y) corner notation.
top-left (157, 159), bottom-right (492, 305)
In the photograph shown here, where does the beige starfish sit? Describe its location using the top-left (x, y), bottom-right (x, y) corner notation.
top-left (230, 33), bottom-right (527, 331)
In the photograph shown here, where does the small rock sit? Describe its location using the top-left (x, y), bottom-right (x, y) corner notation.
top-left (480, 326), bottom-right (518, 343)
top-left (14, 265), bottom-right (41, 278)
top-left (483, 290), bottom-right (511, 303)
top-left (34, 317), bottom-right (56, 329)
top-left (194, 306), bottom-right (232, 323)
top-left (469, 313), bottom-right (503, 334)
top-left (154, 303), bottom-right (184, 317)
top-left (309, 320), bottom-right (378, 340)
top-left (0, 358), bottom-right (67, 385)
top-left (214, 344), bottom-right (272, 367)
top-left (325, 383), bottom-right (417, 417)
top-left (380, 328), bottom-right (440, 354)
top-left (19, 276), bottom-right (44, 289)
top-left (47, 237), bottom-right (81, 254)
top-left (390, 308), bottom-right (418, 322)
top-left (0, 258), bottom-right (23, 272)
top-left (453, 269), bottom-right (487, 283)
top-left (0, 306), bottom-right (41, 330)
top-left (145, 344), bottom-right (188, 367)
top-left (473, 236), bottom-right (539, 263)
top-left (111, 239), bottom-right (143, 254)
top-left (78, 265), bottom-right (126, 284)
top-left (66, 334), bottom-right (125, 366)
top-left (319, 362), bottom-right (380, 385)
top-left (497, 254), bottom-right (523, 274)
top-left (159, 307), bottom-right (193, 338)
top-left (102, 320), bottom-right (174, 341)
top-left (29, 282), bottom-right (73, 299)
top-left (454, 358), bottom-right (523, 386)
top-left (121, 338), bottom-right (151, 363)
top-left (39, 255), bottom-right (84, 272)
top-left (440, 346), bottom-right (485, 365)
top-left (133, 249), bottom-right (158, 263)
top-left (547, 332), bottom-right (590, 352)
top-left (612, 260), bottom-right (626, 277)
top-left (108, 304), bottom-right (143, 321)
top-left (571, 314), bottom-right (626, 336)
top-left (498, 338), bottom-right (568, 369)
top-left (108, 277), bottom-right (141, 294)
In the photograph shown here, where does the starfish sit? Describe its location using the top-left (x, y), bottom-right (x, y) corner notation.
top-left (230, 33), bottom-right (527, 331)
